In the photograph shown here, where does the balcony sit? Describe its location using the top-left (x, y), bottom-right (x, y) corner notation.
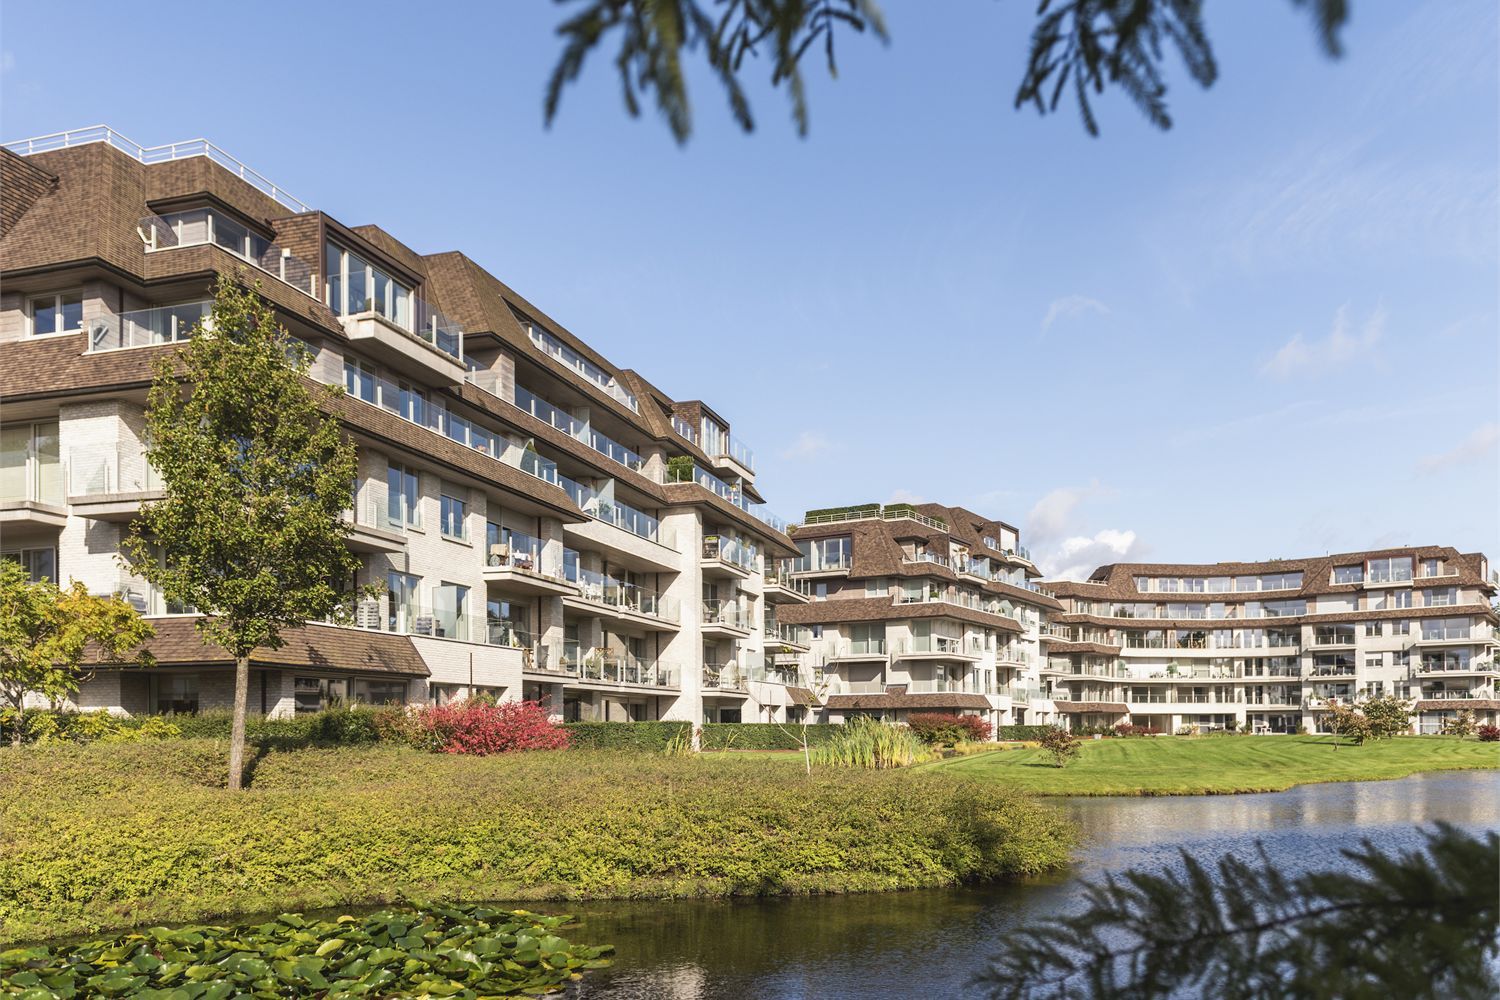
top-left (338, 297), bottom-right (465, 385)
top-left (701, 534), bottom-right (755, 578)
top-left (763, 568), bottom-right (813, 604)
top-left (709, 435), bottom-right (755, 478)
top-left (1418, 625), bottom-right (1494, 646)
top-left (801, 505), bottom-right (948, 532)
top-left (560, 477), bottom-right (664, 545)
top-left (825, 639), bottom-right (889, 663)
top-left (700, 599), bottom-right (752, 637)
top-left (64, 445), bottom-right (162, 522)
top-left (484, 533), bottom-right (576, 598)
top-left (764, 621), bottom-right (811, 650)
top-left (788, 550), bottom-right (852, 576)
top-left (343, 494), bottom-right (407, 553)
top-left (702, 664), bottom-right (749, 694)
top-left (525, 323), bottom-right (639, 412)
top-left (671, 415), bottom-right (698, 445)
top-left (490, 380), bottom-right (653, 480)
top-left (85, 300), bottom-right (211, 353)
top-left (560, 643), bottom-right (679, 689)
top-left (892, 636), bottom-right (984, 661)
top-left (564, 568), bottom-right (680, 631)
top-left (666, 461), bottom-right (752, 512)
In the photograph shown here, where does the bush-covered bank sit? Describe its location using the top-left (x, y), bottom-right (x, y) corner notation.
top-left (0, 741), bottom-right (1077, 944)
top-left (0, 904), bottom-right (610, 997)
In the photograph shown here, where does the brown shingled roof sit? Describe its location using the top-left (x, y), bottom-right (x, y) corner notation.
top-left (84, 617), bottom-right (428, 676)
top-left (1054, 702), bottom-right (1129, 714)
top-left (777, 596), bottom-right (1023, 633)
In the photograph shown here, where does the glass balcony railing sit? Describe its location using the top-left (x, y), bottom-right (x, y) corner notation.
top-left (86, 300), bottom-right (212, 353)
top-left (565, 566), bottom-right (679, 621)
top-left (67, 445), bottom-right (161, 495)
top-left (671, 415), bottom-right (699, 445)
top-left (702, 534), bottom-right (756, 571)
top-left (702, 664), bottom-right (747, 692)
top-left (561, 641), bottom-right (677, 687)
top-left (666, 462), bottom-right (750, 511)
top-left (701, 599), bottom-right (750, 630)
top-left (712, 435), bottom-right (755, 472)
top-left (525, 323), bottom-right (638, 412)
top-left (559, 476), bottom-right (661, 543)
top-left (139, 212), bottom-right (316, 298)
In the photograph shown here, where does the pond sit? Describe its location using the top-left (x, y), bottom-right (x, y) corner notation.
top-left (563, 770), bottom-right (1500, 998)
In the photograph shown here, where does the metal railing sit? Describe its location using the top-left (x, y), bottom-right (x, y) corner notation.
top-left (525, 323), bottom-right (638, 412)
top-left (801, 506), bottom-right (949, 531)
top-left (6, 126), bottom-right (311, 213)
top-left (567, 567), bottom-right (679, 621)
top-left (701, 599), bottom-right (751, 630)
top-left (560, 642), bottom-right (678, 687)
top-left (702, 664), bottom-right (747, 691)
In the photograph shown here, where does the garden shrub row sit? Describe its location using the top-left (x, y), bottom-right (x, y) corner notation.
top-left (993, 725), bottom-right (1056, 741)
top-left (0, 741), bottom-right (1079, 943)
top-left (1, 706), bottom-right (385, 749)
top-left (562, 721), bottom-right (692, 751)
top-left (700, 722), bottom-right (844, 751)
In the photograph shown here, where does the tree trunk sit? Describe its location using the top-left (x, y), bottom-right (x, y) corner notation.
top-left (228, 654), bottom-right (250, 790)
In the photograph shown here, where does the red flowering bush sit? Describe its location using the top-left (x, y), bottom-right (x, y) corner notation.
top-left (1477, 724), bottom-right (1499, 743)
top-left (397, 699), bottom-right (569, 755)
top-left (908, 713), bottom-right (994, 745)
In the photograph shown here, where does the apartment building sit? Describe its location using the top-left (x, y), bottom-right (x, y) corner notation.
top-left (0, 126), bottom-right (801, 724)
top-left (1042, 549), bottom-right (1500, 734)
top-left (773, 503), bottom-right (1061, 729)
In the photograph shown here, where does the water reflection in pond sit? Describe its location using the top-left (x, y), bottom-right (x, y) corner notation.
top-left (566, 771), bottom-right (1499, 999)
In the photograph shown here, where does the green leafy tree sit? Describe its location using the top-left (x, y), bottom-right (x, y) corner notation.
top-left (0, 561), bottom-right (155, 744)
top-left (545, 0), bottom-right (1350, 142)
top-left (1039, 726), bottom-right (1081, 767)
top-left (125, 277), bottom-right (363, 790)
top-left (976, 824), bottom-right (1498, 1000)
top-left (1325, 701), bottom-right (1371, 747)
top-left (1361, 695), bottom-right (1414, 740)
top-left (1441, 708), bottom-right (1477, 740)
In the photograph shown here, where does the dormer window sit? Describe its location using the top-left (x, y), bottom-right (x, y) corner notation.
top-left (28, 293), bottom-right (83, 336)
top-left (326, 243), bottom-right (412, 329)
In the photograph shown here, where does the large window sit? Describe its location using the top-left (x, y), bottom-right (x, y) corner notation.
top-left (1368, 557), bottom-right (1412, 584)
top-left (2, 547), bottom-right (56, 583)
top-left (387, 571), bottom-right (420, 632)
top-left (151, 673), bottom-right (199, 715)
top-left (387, 462), bottom-right (420, 527)
top-left (439, 484), bottom-right (468, 540)
top-left (0, 420), bottom-right (60, 504)
top-left (1333, 565), bottom-right (1363, 584)
top-left (326, 243), bottom-right (412, 328)
top-left (29, 293), bottom-right (83, 336)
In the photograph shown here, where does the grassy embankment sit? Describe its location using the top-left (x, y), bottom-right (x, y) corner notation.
top-left (921, 734), bottom-right (1500, 795)
top-left (0, 741), bottom-right (1075, 945)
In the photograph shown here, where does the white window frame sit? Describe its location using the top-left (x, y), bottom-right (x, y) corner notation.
top-left (28, 292), bottom-right (84, 337)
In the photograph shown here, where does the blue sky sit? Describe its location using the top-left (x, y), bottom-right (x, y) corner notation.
top-left (4, 1), bottom-right (1496, 576)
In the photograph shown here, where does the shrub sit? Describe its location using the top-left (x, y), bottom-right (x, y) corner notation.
top-left (811, 718), bottom-right (928, 769)
top-left (1039, 727), bottom-right (1082, 767)
top-left (908, 713), bottom-right (993, 745)
top-left (1112, 723), bottom-right (1136, 738)
top-left (0, 742), bottom-right (1078, 943)
top-left (1478, 724), bottom-right (1499, 743)
top-left (994, 725), bottom-right (1055, 741)
top-left (409, 699), bottom-right (568, 755)
top-left (700, 722), bottom-right (844, 750)
top-left (563, 721), bottom-right (693, 751)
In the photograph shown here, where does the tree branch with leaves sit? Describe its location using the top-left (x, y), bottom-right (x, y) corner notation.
top-left (975, 823), bottom-right (1499, 1000)
top-left (0, 562), bottom-right (155, 745)
top-left (545, 0), bottom-right (1349, 141)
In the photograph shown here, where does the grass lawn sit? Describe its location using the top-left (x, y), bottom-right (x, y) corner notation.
top-left (920, 735), bottom-right (1500, 796)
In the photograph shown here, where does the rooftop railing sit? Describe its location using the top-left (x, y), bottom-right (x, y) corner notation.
top-left (671, 415), bottom-right (699, 445)
top-left (801, 506), bottom-right (949, 531)
top-left (6, 126), bottom-right (311, 213)
top-left (139, 212), bottom-right (316, 298)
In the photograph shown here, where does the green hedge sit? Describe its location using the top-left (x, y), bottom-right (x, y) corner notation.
top-left (0, 742), bottom-right (1079, 943)
top-left (700, 723), bottom-right (844, 751)
top-left (994, 725), bottom-right (1055, 741)
top-left (2, 707), bottom-right (384, 750)
top-left (561, 721), bottom-right (691, 751)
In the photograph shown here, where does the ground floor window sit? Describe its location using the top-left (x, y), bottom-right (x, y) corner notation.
top-left (294, 676), bottom-right (349, 714)
top-left (149, 673), bottom-right (199, 715)
top-left (2, 547), bottom-right (56, 583)
top-left (352, 678), bottom-right (407, 706)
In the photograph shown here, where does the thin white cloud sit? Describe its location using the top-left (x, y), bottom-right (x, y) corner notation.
top-left (1418, 422), bottom-right (1500, 474)
top-left (1041, 295), bottom-right (1109, 332)
top-left (779, 431), bottom-right (831, 461)
top-left (888, 488), bottom-right (927, 505)
top-left (1261, 304), bottom-right (1385, 379)
top-left (1048, 529), bottom-right (1145, 582)
top-left (1025, 482), bottom-right (1103, 543)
